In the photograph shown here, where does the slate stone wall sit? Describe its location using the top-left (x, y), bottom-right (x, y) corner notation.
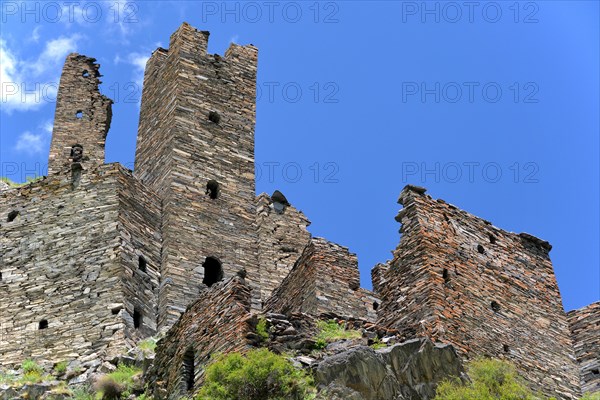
top-left (0, 164), bottom-right (161, 370)
top-left (265, 237), bottom-right (378, 321)
top-left (151, 276), bottom-right (253, 399)
top-left (256, 192), bottom-right (312, 304)
top-left (375, 185), bottom-right (580, 399)
top-left (568, 302), bottom-right (600, 394)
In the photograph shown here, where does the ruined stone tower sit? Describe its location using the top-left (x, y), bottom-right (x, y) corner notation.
top-left (47, 55), bottom-right (113, 176)
top-left (374, 185), bottom-right (581, 399)
top-left (134, 23), bottom-right (260, 331)
top-left (0, 55), bottom-right (160, 368)
top-left (3, 23), bottom-right (597, 398)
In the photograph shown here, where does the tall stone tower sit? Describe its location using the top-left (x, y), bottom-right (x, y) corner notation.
top-left (134, 23), bottom-right (259, 331)
top-left (48, 54), bottom-right (112, 175)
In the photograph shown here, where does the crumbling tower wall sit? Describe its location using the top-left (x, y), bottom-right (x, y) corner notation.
top-left (134, 23), bottom-right (260, 331)
top-left (265, 237), bottom-right (379, 321)
top-left (48, 54), bottom-right (112, 175)
top-left (255, 192), bottom-right (312, 304)
top-left (375, 185), bottom-right (580, 399)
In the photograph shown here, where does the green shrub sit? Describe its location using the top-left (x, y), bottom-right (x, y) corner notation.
top-left (18, 359), bottom-right (45, 384)
top-left (313, 320), bottom-right (362, 350)
top-left (54, 361), bottom-right (68, 375)
top-left (581, 393), bottom-right (600, 400)
top-left (369, 337), bottom-right (387, 350)
top-left (434, 358), bottom-right (543, 400)
top-left (0, 369), bottom-right (16, 384)
top-left (70, 386), bottom-right (96, 400)
top-left (22, 359), bottom-right (43, 375)
top-left (197, 348), bottom-right (316, 400)
top-left (138, 337), bottom-right (158, 356)
top-left (1, 176), bottom-right (42, 187)
top-left (256, 317), bottom-right (269, 342)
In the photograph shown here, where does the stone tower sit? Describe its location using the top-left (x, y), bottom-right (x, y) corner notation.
top-left (374, 185), bottom-right (581, 399)
top-left (48, 54), bottom-right (112, 175)
top-left (134, 22), bottom-right (259, 331)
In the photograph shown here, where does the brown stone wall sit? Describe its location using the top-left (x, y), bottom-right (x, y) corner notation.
top-left (265, 238), bottom-right (378, 321)
top-left (134, 22), bottom-right (260, 331)
top-left (256, 192), bottom-right (311, 304)
top-left (48, 54), bottom-right (112, 176)
top-left (568, 302), bottom-right (600, 394)
top-left (0, 164), bottom-right (160, 370)
top-left (376, 185), bottom-right (580, 399)
top-left (151, 276), bottom-right (253, 399)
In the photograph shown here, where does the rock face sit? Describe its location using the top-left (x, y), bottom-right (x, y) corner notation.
top-left (315, 338), bottom-right (464, 400)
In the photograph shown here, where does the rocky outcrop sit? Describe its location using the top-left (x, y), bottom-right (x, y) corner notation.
top-left (315, 338), bottom-right (464, 400)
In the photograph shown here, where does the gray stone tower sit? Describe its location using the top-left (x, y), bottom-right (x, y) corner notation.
top-left (134, 22), bottom-right (259, 331)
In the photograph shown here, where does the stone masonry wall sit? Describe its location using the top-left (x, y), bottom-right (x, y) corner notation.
top-left (151, 276), bottom-right (253, 399)
top-left (134, 22), bottom-right (261, 331)
top-left (256, 192), bottom-right (311, 304)
top-left (0, 164), bottom-right (160, 370)
top-left (568, 302), bottom-right (600, 394)
top-left (265, 237), bottom-right (378, 322)
top-left (375, 185), bottom-right (580, 399)
top-left (116, 167), bottom-right (162, 341)
top-left (48, 54), bottom-right (112, 176)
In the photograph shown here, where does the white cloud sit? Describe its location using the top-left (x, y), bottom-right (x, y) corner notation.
top-left (230, 35), bottom-right (239, 44)
top-left (31, 36), bottom-right (80, 75)
top-left (0, 35), bottom-right (79, 114)
top-left (15, 131), bottom-right (46, 155)
top-left (30, 27), bottom-right (41, 43)
top-left (14, 120), bottom-right (53, 155)
top-left (114, 51), bottom-right (149, 91)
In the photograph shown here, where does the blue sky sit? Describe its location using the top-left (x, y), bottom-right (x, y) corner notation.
top-left (1, 1), bottom-right (598, 311)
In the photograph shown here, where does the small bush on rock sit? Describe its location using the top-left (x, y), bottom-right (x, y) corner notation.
top-left (54, 361), bottom-right (68, 375)
top-left (138, 337), bottom-right (158, 356)
top-left (18, 359), bottom-right (45, 384)
top-left (197, 348), bottom-right (316, 400)
top-left (313, 320), bottom-right (362, 350)
top-left (434, 358), bottom-right (549, 400)
top-left (256, 317), bottom-right (269, 342)
top-left (22, 359), bottom-right (43, 375)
